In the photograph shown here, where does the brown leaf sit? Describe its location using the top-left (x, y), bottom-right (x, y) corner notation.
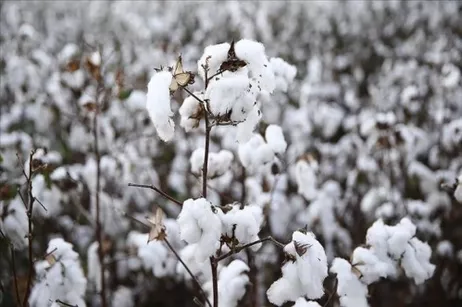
top-left (146, 207), bottom-right (166, 242)
top-left (294, 240), bottom-right (312, 257)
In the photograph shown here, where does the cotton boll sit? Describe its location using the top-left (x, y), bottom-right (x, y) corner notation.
top-left (197, 42), bottom-right (230, 79)
top-left (267, 231), bottom-right (328, 305)
top-left (146, 71), bottom-right (175, 142)
top-left (351, 247), bottom-right (390, 285)
top-left (221, 204), bottom-right (264, 250)
top-left (386, 217), bottom-right (416, 259)
top-left (3, 197), bottom-right (29, 249)
top-left (238, 134), bottom-right (266, 169)
top-left (190, 148), bottom-right (205, 174)
top-left (205, 73), bottom-right (256, 122)
top-left (112, 287), bottom-right (134, 307)
top-left (235, 39), bottom-right (275, 94)
top-left (270, 57), bottom-right (297, 92)
top-left (295, 159), bottom-right (318, 201)
top-left (190, 149), bottom-right (234, 178)
top-left (330, 258), bottom-right (369, 307)
top-left (177, 198), bottom-right (222, 263)
top-left (401, 238), bottom-right (435, 284)
top-left (265, 124), bottom-right (287, 154)
top-left (206, 260), bottom-right (250, 307)
top-left (236, 106), bottom-right (262, 143)
top-left (176, 244), bottom-right (212, 282)
top-left (179, 94), bottom-right (203, 132)
top-left (29, 238), bottom-right (87, 307)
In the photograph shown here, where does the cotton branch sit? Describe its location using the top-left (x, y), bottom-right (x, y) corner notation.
top-left (216, 236), bottom-right (285, 262)
top-left (119, 210), bottom-right (211, 307)
top-left (128, 183), bottom-right (182, 206)
top-left (91, 48), bottom-right (108, 307)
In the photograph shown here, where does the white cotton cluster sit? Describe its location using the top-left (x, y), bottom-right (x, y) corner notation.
top-left (352, 218), bottom-right (435, 285)
top-left (177, 198), bottom-right (222, 263)
top-left (2, 197), bottom-right (29, 249)
top-left (221, 204), bottom-right (264, 250)
top-left (112, 287), bottom-right (134, 307)
top-left (190, 148), bottom-right (234, 178)
top-left (267, 231), bottom-right (328, 306)
top-left (31, 174), bottom-right (62, 217)
top-left (265, 124), bottom-right (287, 155)
top-left (205, 259), bottom-right (250, 307)
top-left (199, 39), bottom-right (280, 143)
top-left (145, 71), bottom-right (175, 142)
top-left (29, 238), bottom-right (87, 307)
top-left (270, 57), bottom-right (297, 92)
top-left (330, 258), bottom-right (369, 307)
top-left (238, 127), bottom-right (286, 173)
top-left (127, 231), bottom-right (176, 277)
top-left (295, 158), bottom-right (319, 201)
top-left (176, 243), bottom-right (212, 282)
top-left (87, 242), bottom-right (102, 292)
top-left (292, 298), bottom-right (322, 307)
top-left (454, 173), bottom-right (462, 203)
top-left (179, 93), bottom-right (203, 132)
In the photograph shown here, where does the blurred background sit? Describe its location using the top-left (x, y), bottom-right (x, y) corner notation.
top-left (1, 1), bottom-right (461, 307)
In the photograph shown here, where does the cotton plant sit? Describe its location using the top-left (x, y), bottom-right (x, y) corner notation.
top-left (29, 238), bottom-right (87, 307)
top-left (267, 230), bottom-right (328, 306)
top-left (329, 218), bottom-right (436, 307)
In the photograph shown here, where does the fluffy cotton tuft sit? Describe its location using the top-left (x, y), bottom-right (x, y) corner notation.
top-left (265, 124), bottom-right (287, 154)
top-left (292, 298), bottom-right (322, 307)
top-left (238, 133), bottom-right (277, 173)
top-left (267, 231), bottom-right (328, 305)
top-left (29, 238), bottom-right (87, 307)
top-left (177, 198), bottom-right (222, 263)
top-left (330, 258), bottom-right (369, 307)
top-left (146, 71), bottom-right (175, 142)
top-left (87, 242), bottom-right (102, 292)
top-left (295, 159), bottom-right (318, 201)
top-left (179, 93), bottom-right (203, 132)
top-left (205, 260), bottom-right (249, 307)
top-left (190, 148), bottom-right (234, 178)
top-left (221, 204), bottom-right (264, 250)
top-left (270, 57), bottom-right (297, 92)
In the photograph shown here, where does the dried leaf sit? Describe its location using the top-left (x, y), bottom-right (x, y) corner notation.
top-left (46, 253), bottom-right (57, 266)
top-left (146, 207), bottom-right (166, 242)
top-left (219, 40), bottom-right (247, 73)
top-left (294, 240), bottom-right (312, 257)
top-left (169, 56), bottom-right (194, 94)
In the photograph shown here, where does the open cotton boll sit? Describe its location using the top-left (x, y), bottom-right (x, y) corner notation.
top-left (29, 238), bottom-right (87, 307)
top-left (238, 134), bottom-right (266, 169)
top-left (386, 217), bottom-right (416, 259)
top-left (295, 159), bottom-right (318, 201)
top-left (265, 124), bottom-right (287, 154)
top-left (236, 106), bottom-right (262, 143)
top-left (267, 231), bottom-right (328, 305)
top-left (351, 247), bottom-right (390, 285)
top-left (330, 258), bottom-right (369, 307)
top-left (206, 72), bottom-right (256, 123)
top-left (3, 197), bottom-right (29, 249)
top-left (177, 198), bottom-right (222, 263)
top-left (190, 148), bottom-right (234, 178)
top-left (127, 231), bottom-right (176, 278)
top-left (292, 298), bottom-right (321, 307)
top-left (221, 204), bottom-right (264, 250)
top-left (112, 287), bottom-right (134, 307)
top-left (197, 42), bottom-right (230, 79)
top-left (146, 71), bottom-right (175, 142)
top-left (176, 244), bottom-right (212, 282)
top-left (235, 39), bottom-right (275, 94)
top-left (179, 94), bottom-right (203, 132)
top-left (206, 259), bottom-right (250, 307)
top-left (31, 174), bottom-right (62, 217)
top-left (270, 57), bottom-right (297, 92)
top-left (401, 238), bottom-right (435, 284)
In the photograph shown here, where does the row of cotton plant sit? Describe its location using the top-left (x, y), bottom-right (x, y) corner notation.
top-left (1, 1), bottom-right (462, 307)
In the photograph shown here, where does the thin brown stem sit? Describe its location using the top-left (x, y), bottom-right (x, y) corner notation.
top-left (202, 118), bottom-right (211, 198)
top-left (23, 150), bottom-right (36, 306)
top-left (210, 257), bottom-right (219, 307)
top-left (216, 236), bottom-right (285, 262)
top-left (11, 246), bottom-right (22, 306)
top-left (119, 211), bottom-right (211, 307)
top-left (128, 183), bottom-right (183, 206)
top-left (93, 75), bottom-right (108, 307)
top-left (245, 249), bottom-right (258, 307)
top-left (323, 276), bottom-right (338, 307)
